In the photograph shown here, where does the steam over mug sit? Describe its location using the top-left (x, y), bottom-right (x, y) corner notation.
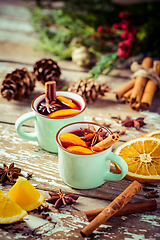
top-left (15, 91), bottom-right (86, 153)
top-left (56, 122), bottom-right (128, 189)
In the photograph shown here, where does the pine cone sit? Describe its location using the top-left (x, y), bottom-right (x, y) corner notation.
top-left (67, 77), bottom-right (110, 103)
top-left (1, 68), bottom-right (35, 101)
top-left (33, 58), bottom-right (61, 84)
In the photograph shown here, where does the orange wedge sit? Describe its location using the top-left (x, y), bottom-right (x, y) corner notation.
top-left (143, 129), bottom-right (160, 139)
top-left (48, 109), bottom-right (80, 118)
top-left (7, 177), bottom-right (45, 211)
top-left (57, 96), bottom-right (79, 110)
top-left (115, 137), bottom-right (160, 182)
top-left (67, 146), bottom-right (94, 154)
top-left (59, 132), bottom-right (88, 148)
top-left (0, 189), bottom-right (27, 224)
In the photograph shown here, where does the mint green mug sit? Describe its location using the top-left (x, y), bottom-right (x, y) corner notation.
top-left (56, 122), bottom-right (128, 189)
top-left (15, 91), bottom-right (86, 153)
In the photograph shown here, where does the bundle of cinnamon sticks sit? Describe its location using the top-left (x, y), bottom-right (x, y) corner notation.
top-left (115, 57), bottom-right (160, 111)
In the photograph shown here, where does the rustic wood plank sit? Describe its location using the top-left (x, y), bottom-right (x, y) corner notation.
top-left (1, 122), bottom-right (160, 205)
top-left (0, 1), bottom-right (160, 239)
top-left (0, 184), bottom-right (160, 240)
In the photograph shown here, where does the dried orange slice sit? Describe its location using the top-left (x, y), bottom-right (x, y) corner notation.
top-left (143, 129), bottom-right (160, 139)
top-left (7, 177), bottom-right (45, 211)
top-left (115, 137), bottom-right (160, 182)
top-left (48, 109), bottom-right (80, 118)
top-left (66, 146), bottom-right (94, 154)
top-left (57, 96), bottom-right (79, 110)
top-left (0, 189), bottom-right (27, 224)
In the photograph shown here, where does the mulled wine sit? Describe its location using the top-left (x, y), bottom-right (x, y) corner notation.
top-left (37, 96), bottom-right (81, 118)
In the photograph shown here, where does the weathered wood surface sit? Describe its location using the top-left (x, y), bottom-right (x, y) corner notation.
top-left (0, 1), bottom-right (160, 239)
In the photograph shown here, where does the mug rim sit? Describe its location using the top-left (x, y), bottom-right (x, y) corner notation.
top-left (56, 121), bottom-right (113, 155)
top-left (31, 91), bottom-right (87, 119)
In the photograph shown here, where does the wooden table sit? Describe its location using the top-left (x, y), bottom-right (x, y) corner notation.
top-left (0, 1), bottom-right (160, 239)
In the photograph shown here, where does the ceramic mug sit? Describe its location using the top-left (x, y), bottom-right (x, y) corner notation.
top-left (15, 91), bottom-right (86, 153)
top-left (56, 122), bottom-right (128, 189)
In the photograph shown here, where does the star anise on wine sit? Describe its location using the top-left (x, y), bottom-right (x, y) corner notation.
top-left (122, 116), bottom-right (146, 130)
top-left (39, 97), bottom-right (60, 113)
top-left (46, 189), bottom-right (79, 209)
top-left (0, 163), bottom-right (22, 183)
top-left (81, 124), bottom-right (107, 147)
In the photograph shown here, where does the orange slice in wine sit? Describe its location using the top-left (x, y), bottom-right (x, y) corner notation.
top-left (57, 96), bottom-right (79, 110)
top-left (48, 109), bottom-right (80, 118)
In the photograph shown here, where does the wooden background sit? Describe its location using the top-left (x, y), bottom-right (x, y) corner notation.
top-left (0, 1), bottom-right (160, 239)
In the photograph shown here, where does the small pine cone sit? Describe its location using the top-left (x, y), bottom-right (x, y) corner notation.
top-left (67, 77), bottom-right (110, 103)
top-left (1, 68), bottom-right (35, 101)
top-left (33, 58), bottom-right (61, 84)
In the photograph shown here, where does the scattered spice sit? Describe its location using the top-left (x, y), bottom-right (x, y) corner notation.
top-left (46, 189), bottom-right (79, 209)
top-left (0, 163), bottom-right (22, 183)
top-left (81, 124), bottom-right (108, 147)
top-left (111, 116), bottom-right (121, 123)
top-left (112, 128), bottom-right (126, 136)
top-left (145, 190), bottom-right (159, 199)
top-left (145, 182), bottom-right (157, 187)
top-left (102, 123), bottom-right (112, 128)
top-left (143, 186), bottom-right (154, 192)
top-left (26, 172), bottom-right (33, 180)
top-left (38, 204), bottom-right (50, 214)
top-left (122, 116), bottom-right (146, 130)
top-left (41, 213), bottom-right (50, 219)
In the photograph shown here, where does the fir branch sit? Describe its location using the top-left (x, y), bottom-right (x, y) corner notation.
top-left (88, 52), bottom-right (118, 79)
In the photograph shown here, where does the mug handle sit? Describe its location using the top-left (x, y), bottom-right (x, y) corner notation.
top-left (15, 112), bottom-right (38, 141)
top-left (104, 151), bottom-right (128, 181)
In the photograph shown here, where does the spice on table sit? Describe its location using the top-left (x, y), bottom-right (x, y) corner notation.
top-left (26, 172), bottom-right (33, 180)
top-left (84, 199), bottom-right (157, 221)
top-left (115, 78), bottom-right (135, 100)
top-left (122, 116), bottom-right (146, 130)
top-left (145, 190), bottom-right (159, 199)
top-left (141, 60), bottom-right (160, 108)
top-left (0, 163), bottom-right (22, 183)
top-left (145, 182), bottom-right (157, 187)
top-left (130, 57), bottom-right (153, 110)
top-left (46, 189), bottom-right (79, 209)
top-left (80, 180), bottom-right (142, 237)
top-left (142, 186), bottom-right (154, 192)
top-left (115, 57), bottom-right (160, 111)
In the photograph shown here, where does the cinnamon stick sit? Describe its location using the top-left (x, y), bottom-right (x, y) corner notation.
top-left (80, 181), bottom-right (142, 237)
top-left (45, 81), bottom-right (56, 101)
top-left (115, 78), bottom-right (135, 100)
top-left (84, 199), bottom-right (157, 221)
top-left (92, 133), bottom-right (119, 151)
top-left (130, 57), bottom-right (153, 106)
top-left (123, 89), bottom-right (133, 105)
top-left (141, 60), bottom-right (160, 108)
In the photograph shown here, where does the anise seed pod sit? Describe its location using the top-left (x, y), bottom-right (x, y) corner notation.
top-left (33, 58), bottom-right (61, 84)
top-left (1, 68), bottom-right (35, 101)
top-left (67, 77), bottom-right (110, 103)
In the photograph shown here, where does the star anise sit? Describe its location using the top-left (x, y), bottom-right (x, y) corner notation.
top-left (46, 189), bottom-right (79, 209)
top-left (0, 163), bottom-right (22, 183)
top-left (39, 97), bottom-right (60, 114)
top-left (81, 124), bottom-right (107, 147)
top-left (122, 116), bottom-right (146, 130)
